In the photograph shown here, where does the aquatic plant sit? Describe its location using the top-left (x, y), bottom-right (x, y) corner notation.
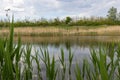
top-left (0, 16), bottom-right (120, 80)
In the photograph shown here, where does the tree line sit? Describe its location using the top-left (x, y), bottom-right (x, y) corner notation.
top-left (0, 6), bottom-right (120, 27)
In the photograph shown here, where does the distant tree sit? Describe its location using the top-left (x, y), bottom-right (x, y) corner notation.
top-left (107, 7), bottom-right (117, 21)
top-left (65, 16), bottom-right (72, 24)
top-left (116, 12), bottom-right (120, 21)
top-left (40, 18), bottom-right (48, 26)
top-left (54, 17), bottom-right (60, 25)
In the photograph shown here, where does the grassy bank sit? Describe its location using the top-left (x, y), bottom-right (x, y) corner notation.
top-left (1, 16), bottom-right (120, 27)
top-left (1, 26), bottom-right (120, 36)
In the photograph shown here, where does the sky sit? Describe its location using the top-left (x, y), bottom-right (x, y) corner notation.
top-left (0, 0), bottom-right (120, 20)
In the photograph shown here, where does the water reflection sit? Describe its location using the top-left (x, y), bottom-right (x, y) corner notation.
top-left (14, 36), bottom-right (120, 61)
top-left (15, 36), bottom-right (120, 80)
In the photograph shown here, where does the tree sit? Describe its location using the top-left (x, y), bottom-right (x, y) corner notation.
top-left (54, 17), bottom-right (60, 25)
top-left (107, 7), bottom-right (117, 21)
top-left (116, 12), bottom-right (120, 21)
top-left (65, 16), bottom-right (72, 24)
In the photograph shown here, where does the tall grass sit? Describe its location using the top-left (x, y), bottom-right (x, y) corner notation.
top-left (40, 49), bottom-right (58, 80)
top-left (59, 49), bottom-right (66, 80)
top-left (0, 16), bottom-right (120, 80)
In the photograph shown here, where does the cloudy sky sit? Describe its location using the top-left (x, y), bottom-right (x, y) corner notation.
top-left (0, 0), bottom-right (120, 20)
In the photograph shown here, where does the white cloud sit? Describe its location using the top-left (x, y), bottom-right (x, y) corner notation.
top-left (1, 0), bottom-right (24, 12)
top-left (76, 0), bottom-right (120, 17)
top-left (0, 0), bottom-right (120, 20)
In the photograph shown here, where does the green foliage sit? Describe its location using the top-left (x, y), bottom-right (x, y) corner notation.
top-left (107, 7), bottom-right (117, 21)
top-left (1, 16), bottom-right (120, 80)
top-left (65, 16), bottom-right (72, 24)
top-left (75, 63), bottom-right (83, 80)
top-left (59, 49), bottom-right (66, 80)
top-left (40, 49), bottom-right (58, 80)
top-left (1, 7), bottom-right (120, 28)
top-left (0, 17), bottom-right (120, 28)
top-left (68, 49), bottom-right (74, 80)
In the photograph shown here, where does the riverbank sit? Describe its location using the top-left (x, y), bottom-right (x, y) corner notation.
top-left (1, 26), bottom-right (120, 36)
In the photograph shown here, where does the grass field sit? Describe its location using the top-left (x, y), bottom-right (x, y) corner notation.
top-left (1, 26), bottom-right (120, 36)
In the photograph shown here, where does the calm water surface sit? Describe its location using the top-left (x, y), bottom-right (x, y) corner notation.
top-left (17, 36), bottom-right (120, 61)
top-left (16, 36), bottom-right (120, 80)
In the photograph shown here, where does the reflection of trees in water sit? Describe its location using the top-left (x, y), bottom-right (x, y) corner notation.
top-left (65, 41), bottom-right (71, 50)
top-left (32, 40), bottom-right (119, 50)
top-left (20, 36), bottom-right (120, 50)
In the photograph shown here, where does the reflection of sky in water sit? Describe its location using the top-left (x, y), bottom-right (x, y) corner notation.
top-left (20, 36), bottom-right (120, 64)
top-left (20, 37), bottom-right (118, 80)
top-left (30, 44), bottom-right (91, 63)
top-left (30, 44), bottom-right (91, 79)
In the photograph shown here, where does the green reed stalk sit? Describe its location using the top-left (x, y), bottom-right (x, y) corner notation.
top-left (1, 15), bottom-right (120, 80)
top-left (68, 48), bottom-right (74, 80)
top-left (59, 49), bottom-right (66, 80)
top-left (75, 63), bottom-right (83, 80)
top-left (23, 45), bottom-right (32, 80)
top-left (32, 50), bottom-right (43, 80)
top-left (40, 49), bottom-right (57, 80)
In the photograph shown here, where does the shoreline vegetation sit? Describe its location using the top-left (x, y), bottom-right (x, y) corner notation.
top-left (0, 16), bottom-right (120, 80)
top-left (1, 26), bottom-right (120, 36)
top-left (1, 6), bottom-right (120, 36)
top-left (1, 17), bottom-right (120, 27)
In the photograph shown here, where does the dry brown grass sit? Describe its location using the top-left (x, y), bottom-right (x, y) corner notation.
top-left (1, 26), bottom-right (120, 36)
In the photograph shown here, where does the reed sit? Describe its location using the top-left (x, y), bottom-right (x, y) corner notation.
top-left (68, 48), bottom-right (74, 80)
top-left (59, 49), bottom-right (66, 80)
top-left (40, 49), bottom-right (58, 80)
top-left (0, 16), bottom-right (120, 80)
